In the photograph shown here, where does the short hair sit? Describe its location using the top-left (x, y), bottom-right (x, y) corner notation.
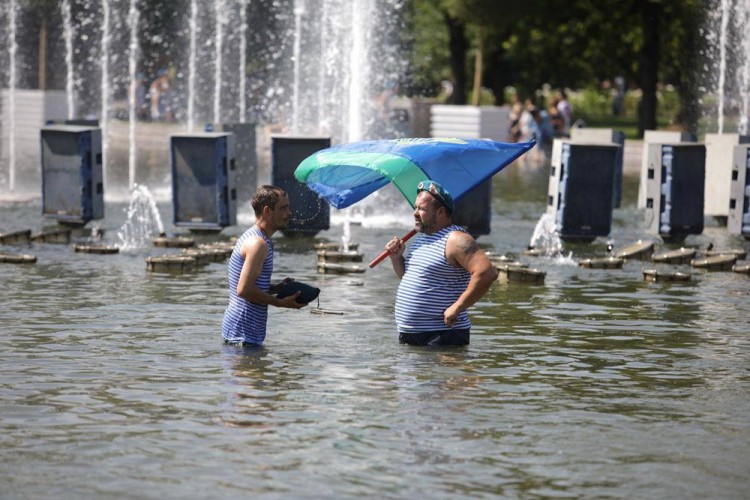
top-left (251, 185), bottom-right (286, 217)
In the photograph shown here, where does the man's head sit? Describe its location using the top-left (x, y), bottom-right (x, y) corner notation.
top-left (417, 180), bottom-right (453, 214)
top-left (413, 180), bottom-right (454, 234)
top-left (252, 185), bottom-right (291, 229)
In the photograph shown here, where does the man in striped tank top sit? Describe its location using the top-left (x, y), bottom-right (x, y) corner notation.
top-left (385, 181), bottom-right (498, 346)
top-left (222, 185), bottom-right (307, 346)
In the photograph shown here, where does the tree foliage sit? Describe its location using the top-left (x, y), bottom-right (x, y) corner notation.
top-left (408, 0), bottom-right (706, 134)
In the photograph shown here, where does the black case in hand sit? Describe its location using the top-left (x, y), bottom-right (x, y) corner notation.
top-left (276, 281), bottom-right (320, 304)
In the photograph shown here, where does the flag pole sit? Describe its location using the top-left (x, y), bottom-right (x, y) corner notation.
top-left (368, 229), bottom-right (417, 268)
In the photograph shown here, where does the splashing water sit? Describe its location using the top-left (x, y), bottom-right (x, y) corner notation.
top-left (291, 0), bottom-right (304, 133)
top-left (117, 184), bottom-right (165, 251)
top-left (238, 0), bottom-right (248, 123)
top-left (739, 0), bottom-right (750, 135)
top-left (529, 213), bottom-right (575, 265)
top-left (187, 0), bottom-right (198, 131)
top-left (61, 0), bottom-right (75, 120)
top-left (213, 0), bottom-right (227, 124)
top-left (127, 0), bottom-right (139, 190)
top-left (7, 0), bottom-right (18, 191)
top-left (100, 0), bottom-right (111, 187)
top-left (341, 210), bottom-right (351, 252)
top-left (717, 0), bottom-right (730, 134)
top-left (529, 213), bottom-right (561, 255)
top-left (711, 0), bottom-right (750, 134)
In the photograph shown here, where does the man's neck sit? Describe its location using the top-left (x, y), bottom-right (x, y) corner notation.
top-left (256, 221), bottom-right (275, 239)
top-left (423, 221), bottom-right (452, 235)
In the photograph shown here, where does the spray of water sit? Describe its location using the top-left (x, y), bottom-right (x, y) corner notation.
top-left (341, 210), bottom-right (351, 252)
top-left (738, 0), bottom-right (750, 135)
top-left (346, 0), bottom-right (365, 142)
top-left (712, 0), bottom-right (750, 134)
top-left (117, 184), bottom-right (166, 251)
top-left (291, 0), bottom-right (304, 133)
top-left (187, 0), bottom-right (198, 131)
top-left (61, 0), bottom-right (75, 120)
top-left (717, 0), bottom-right (730, 134)
top-left (100, 0), bottom-right (111, 188)
top-left (213, 0), bottom-right (228, 124)
top-left (238, 0), bottom-right (248, 123)
top-left (7, 0), bottom-right (17, 191)
top-left (127, 0), bottom-right (140, 190)
top-left (529, 212), bottom-right (575, 265)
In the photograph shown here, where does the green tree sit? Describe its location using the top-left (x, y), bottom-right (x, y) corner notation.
top-left (409, 0), bottom-right (705, 136)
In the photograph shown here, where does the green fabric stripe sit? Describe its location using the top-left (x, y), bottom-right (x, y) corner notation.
top-left (295, 151), bottom-right (427, 208)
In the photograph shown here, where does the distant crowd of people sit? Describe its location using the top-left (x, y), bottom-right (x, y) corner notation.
top-left (129, 67), bottom-right (177, 123)
top-left (509, 90), bottom-right (573, 147)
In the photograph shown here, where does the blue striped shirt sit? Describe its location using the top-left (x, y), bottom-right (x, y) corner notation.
top-left (222, 226), bottom-right (273, 344)
top-left (395, 225), bottom-right (471, 332)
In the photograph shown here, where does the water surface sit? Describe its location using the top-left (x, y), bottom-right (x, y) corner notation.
top-left (1, 166), bottom-right (749, 498)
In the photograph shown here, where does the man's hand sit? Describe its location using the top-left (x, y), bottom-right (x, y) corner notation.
top-left (386, 236), bottom-right (406, 278)
top-left (277, 292), bottom-right (306, 309)
top-left (385, 236), bottom-right (405, 258)
top-left (269, 277), bottom-right (294, 294)
top-left (444, 303), bottom-right (462, 327)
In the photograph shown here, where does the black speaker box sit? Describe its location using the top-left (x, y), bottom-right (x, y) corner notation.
top-left (658, 145), bottom-right (705, 240)
top-left (40, 125), bottom-right (104, 225)
top-left (271, 135), bottom-right (331, 237)
top-left (549, 142), bottom-right (619, 242)
top-left (170, 132), bottom-right (236, 231)
top-left (453, 179), bottom-right (491, 237)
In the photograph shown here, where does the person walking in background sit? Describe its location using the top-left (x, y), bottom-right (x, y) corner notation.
top-left (385, 181), bottom-right (498, 346)
top-left (222, 185), bottom-right (307, 346)
top-left (556, 90), bottom-right (573, 136)
top-left (508, 92), bottom-right (523, 142)
top-left (547, 95), bottom-right (564, 137)
top-left (129, 72), bottom-right (149, 121)
top-left (149, 68), bottom-right (172, 121)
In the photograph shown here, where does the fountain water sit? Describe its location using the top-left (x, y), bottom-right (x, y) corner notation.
top-left (61, 0), bottom-right (75, 120)
top-left (127, 0), bottom-right (139, 190)
top-left (341, 211), bottom-right (351, 252)
top-left (346, 0), bottom-right (367, 142)
top-left (283, 0), bottom-right (406, 142)
top-left (213, 0), bottom-right (227, 125)
top-left (529, 212), bottom-right (575, 265)
top-left (738, 0), bottom-right (750, 134)
top-left (291, 0), bottom-right (304, 134)
top-left (238, 0), bottom-right (248, 123)
top-left (717, 0), bottom-right (730, 134)
top-left (117, 184), bottom-right (165, 251)
top-left (100, 0), bottom-right (111, 187)
top-left (2, 0), bottom-right (408, 202)
top-left (6, 0), bottom-right (18, 192)
top-left (187, 0), bottom-right (198, 131)
top-left (711, 0), bottom-right (750, 133)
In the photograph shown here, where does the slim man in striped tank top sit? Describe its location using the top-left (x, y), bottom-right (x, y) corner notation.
top-left (385, 181), bottom-right (498, 346)
top-left (222, 185), bottom-right (307, 346)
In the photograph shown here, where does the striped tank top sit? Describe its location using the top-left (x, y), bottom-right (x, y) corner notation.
top-left (221, 226), bottom-right (273, 344)
top-left (395, 225), bottom-right (471, 332)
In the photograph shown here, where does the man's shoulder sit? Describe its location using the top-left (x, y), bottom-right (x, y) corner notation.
top-left (446, 229), bottom-right (479, 256)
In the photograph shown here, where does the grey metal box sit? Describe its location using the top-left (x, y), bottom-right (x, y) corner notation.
top-left (170, 132), bottom-right (237, 231)
top-left (644, 143), bottom-right (706, 241)
top-left (547, 140), bottom-right (619, 242)
top-left (40, 124), bottom-right (103, 225)
top-left (271, 135), bottom-right (331, 237)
